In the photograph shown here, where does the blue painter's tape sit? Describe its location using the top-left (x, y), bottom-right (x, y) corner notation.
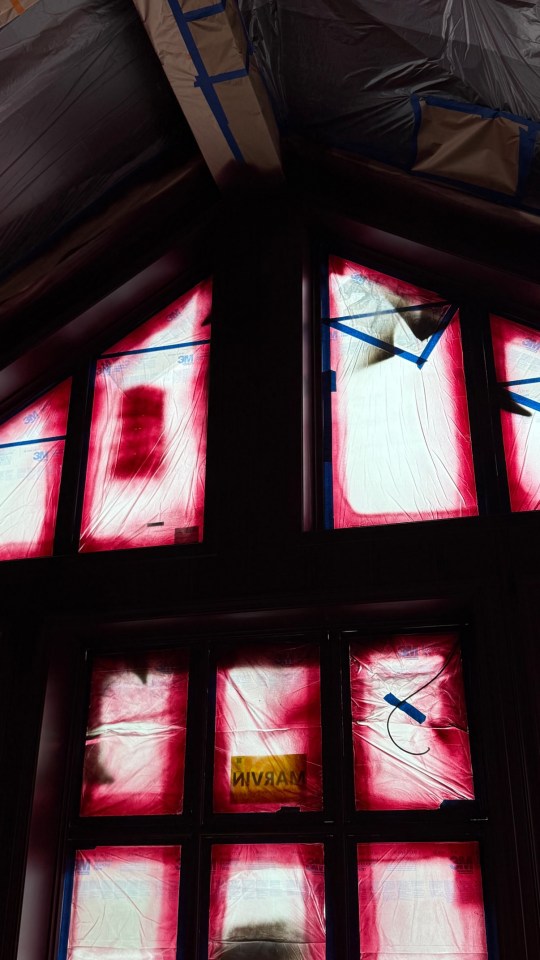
top-left (57, 854), bottom-right (76, 960)
top-left (417, 304), bottom-right (456, 367)
top-left (384, 692), bottom-right (426, 724)
top-left (323, 460), bottom-right (334, 530)
top-left (324, 319), bottom-right (421, 365)
top-left (0, 434), bottom-right (65, 450)
top-left (195, 66), bottom-right (248, 86)
top-left (327, 301), bottom-right (449, 324)
top-left (101, 338), bottom-right (210, 360)
top-left (183, 1), bottom-right (226, 21)
top-left (166, 0), bottom-right (245, 163)
top-left (330, 370), bottom-right (336, 392)
top-left (506, 390), bottom-right (540, 413)
top-left (502, 376), bottom-right (540, 387)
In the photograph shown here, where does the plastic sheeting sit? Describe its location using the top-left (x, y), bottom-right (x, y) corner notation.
top-left (65, 845), bottom-right (181, 960)
top-left (209, 843), bottom-right (326, 960)
top-left (358, 841), bottom-right (488, 960)
top-left (79, 279), bottom-right (211, 552)
top-left (80, 649), bottom-right (189, 817)
top-left (239, 0), bottom-right (540, 206)
top-left (0, 379), bottom-right (70, 560)
top-left (214, 644), bottom-right (322, 813)
top-left (325, 256), bottom-right (477, 528)
top-left (350, 633), bottom-right (474, 810)
top-left (491, 314), bottom-right (540, 513)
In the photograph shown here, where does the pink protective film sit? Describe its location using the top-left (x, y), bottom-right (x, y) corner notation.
top-left (209, 843), bottom-right (326, 960)
top-left (327, 256), bottom-right (477, 526)
top-left (350, 633), bottom-right (474, 810)
top-left (357, 841), bottom-right (488, 960)
top-left (0, 379), bottom-right (71, 560)
top-left (79, 279), bottom-right (211, 552)
top-left (491, 314), bottom-right (540, 512)
top-left (214, 644), bottom-right (323, 813)
top-left (66, 846), bottom-right (181, 960)
top-left (80, 649), bottom-right (189, 816)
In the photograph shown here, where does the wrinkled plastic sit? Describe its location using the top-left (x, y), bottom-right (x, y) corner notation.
top-left (350, 633), bottom-right (474, 810)
top-left (79, 280), bottom-right (211, 552)
top-left (66, 845), bottom-right (181, 960)
top-left (491, 314), bottom-right (540, 512)
top-left (209, 843), bottom-right (326, 960)
top-left (0, 379), bottom-right (70, 560)
top-left (80, 649), bottom-right (189, 816)
top-left (358, 841), bottom-right (488, 960)
top-left (214, 644), bottom-right (322, 813)
top-left (240, 1), bottom-right (540, 177)
top-left (0, 0), bottom-right (193, 281)
top-left (327, 256), bottom-right (477, 527)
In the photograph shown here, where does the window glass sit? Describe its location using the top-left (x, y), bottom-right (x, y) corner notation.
top-left (64, 846), bottom-right (181, 960)
top-left (79, 279), bottom-right (211, 552)
top-left (357, 841), bottom-right (488, 960)
top-left (80, 650), bottom-right (189, 816)
top-left (350, 633), bottom-right (474, 809)
top-left (209, 843), bottom-right (326, 960)
top-left (213, 643), bottom-right (323, 813)
top-left (0, 379), bottom-right (71, 560)
top-left (324, 256), bottom-right (477, 527)
top-left (491, 314), bottom-right (540, 512)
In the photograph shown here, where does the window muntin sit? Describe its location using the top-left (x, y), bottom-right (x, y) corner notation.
top-left (80, 650), bottom-right (189, 817)
top-left (357, 841), bottom-right (488, 960)
top-left (213, 643), bottom-right (323, 813)
top-left (79, 279), bottom-right (211, 552)
top-left (63, 846), bottom-right (181, 960)
top-left (491, 313), bottom-right (540, 512)
top-left (0, 379), bottom-right (71, 560)
top-left (349, 632), bottom-right (474, 810)
top-left (209, 843), bottom-right (326, 960)
top-left (324, 256), bottom-right (477, 527)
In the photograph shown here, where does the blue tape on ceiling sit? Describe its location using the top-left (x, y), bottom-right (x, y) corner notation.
top-left (0, 434), bottom-right (65, 450)
top-left (384, 693), bottom-right (426, 724)
top-left (183, 1), bottom-right (226, 21)
top-left (166, 0), bottom-right (245, 163)
top-left (101, 339), bottom-right (211, 360)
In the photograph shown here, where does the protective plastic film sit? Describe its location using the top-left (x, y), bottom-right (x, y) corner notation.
top-left (79, 279), bottom-right (211, 552)
top-left (209, 843), bottom-right (326, 960)
top-left (358, 841), bottom-right (488, 960)
top-left (325, 257), bottom-right (477, 527)
top-left (350, 633), bottom-right (474, 810)
top-left (491, 314), bottom-right (540, 512)
top-left (0, 379), bottom-right (71, 560)
top-left (214, 644), bottom-right (322, 813)
top-left (65, 846), bottom-right (181, 960)
top-left (80, 650), bottom-right (189, 817)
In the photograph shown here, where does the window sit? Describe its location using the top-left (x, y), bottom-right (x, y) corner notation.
top-left (321, 256), bottom-right (477, 528)
top-left (57, 626), bottom-right (493, 960)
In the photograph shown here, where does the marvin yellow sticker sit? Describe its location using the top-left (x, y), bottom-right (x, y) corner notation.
top-left (230, 754), bottom-right (307, 803)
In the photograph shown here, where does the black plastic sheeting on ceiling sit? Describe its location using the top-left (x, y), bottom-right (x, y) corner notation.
top-left (0, 0), bottom-right (196, 281)
top-left (239, 0), bottom-right (540, 166)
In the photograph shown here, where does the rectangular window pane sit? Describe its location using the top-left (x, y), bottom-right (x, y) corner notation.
top-left (0, 380), bottom-right (71, 560)
top-left (80, 650), bottom-right (189, 816)
top-left (210, 843), bottom-right (326, 960)
top-left (358, 842), bottom-right (488, 960)
top-left (214, 643), bottom-right (323, 813)
top-left (65, 846), bottom-right (181, 960)
top-left (491, 314), bottom-right (540, 511)
top-left (79, 280), bottom-right (211, 551)
top-left (324, 257), bottom-right (477, 527)
top-left (350, 633), bottom-right (474, 810)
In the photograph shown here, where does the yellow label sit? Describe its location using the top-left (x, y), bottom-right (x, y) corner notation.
top-left (230, 754), bottom-right (307, 803)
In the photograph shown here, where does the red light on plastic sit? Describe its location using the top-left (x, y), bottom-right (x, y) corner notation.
top-left (80, 649), bottom-right (189, 816)
top-left (350, 633), bottom-right (474, 810)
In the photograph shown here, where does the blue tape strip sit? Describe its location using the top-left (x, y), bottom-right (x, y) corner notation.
top-left (323, 461), bottom-right (334, 530)
top-left (101, 338), bottom-right (210, 360)
top-left (506, 390), bottom-right (540, 413)
top-left (321, 259), bottom-right (334, 529)
top-left (327, 301), bottom-right (449, 324)
top-left (194, 66), bottom-right (248, 86)
top-left (0, 434), bottom-right (65, 450)
top-left (324, 319), bottom-right (421, 365)
top-left (166, 0), bottom-right (245, 163)
top-left (420, 94), bottom-right (538, 128)
top-left (502, 377), bottom-right (540, 387)
top-left (329, 370), bottom-right (336, 392)
top-left (384, 693), bottom-right (426, 724)
top-left (183, 0), bottom-right (226, 21)
top-left (57, 854), bottom-right (76, 960)
top-left (417, 304), bottom-right (456, 367)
